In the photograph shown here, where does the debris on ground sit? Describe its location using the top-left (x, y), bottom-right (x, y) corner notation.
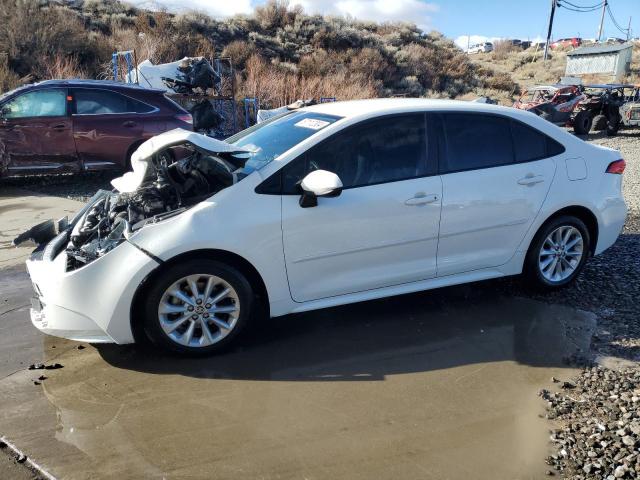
top-left (43, 363), bottom-right (63, 370)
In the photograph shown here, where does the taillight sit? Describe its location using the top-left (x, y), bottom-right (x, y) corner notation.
top-left (606, 159), bottom-right (626, 174)
top-left (175, 114), bottom-right (193, 124)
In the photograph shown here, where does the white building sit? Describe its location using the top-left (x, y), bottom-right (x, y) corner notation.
top-left (565, 43), bottom-right (633, 81)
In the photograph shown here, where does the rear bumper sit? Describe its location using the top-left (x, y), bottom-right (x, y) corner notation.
top-left (26, 240), bottom-right (159, 344)
top-left (595, 196), bottom-right (627, 255)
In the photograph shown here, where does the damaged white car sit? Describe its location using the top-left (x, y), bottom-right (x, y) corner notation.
top-left (19, 99), bottom-right (627, 355)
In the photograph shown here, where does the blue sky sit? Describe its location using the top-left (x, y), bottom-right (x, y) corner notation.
top-left (436, 0), bottom-right (637, 45)
top-left (130, 0), bottom-right (637, 44)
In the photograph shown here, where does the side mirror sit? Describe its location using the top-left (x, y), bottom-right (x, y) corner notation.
top-left (0, 107), bottom-right (9, 118)
top-left (299, 169), bottom-right (343, 208)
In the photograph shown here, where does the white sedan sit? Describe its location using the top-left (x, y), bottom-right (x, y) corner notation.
top-left (21, 99), bottom-right (627, 355)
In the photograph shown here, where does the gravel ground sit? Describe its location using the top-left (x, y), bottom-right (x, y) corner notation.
top-left (3, 128), bottom-right (640, 479)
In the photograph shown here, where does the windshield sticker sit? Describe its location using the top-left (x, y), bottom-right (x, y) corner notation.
top-left (294, 118), bottom-right (330, 130)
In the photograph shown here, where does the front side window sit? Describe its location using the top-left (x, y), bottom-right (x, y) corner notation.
top-left (281, 113), bottom-right (428, 193)
top-left (2, 89), bottom-right (66, 118)
top-left (442, 114), bottom-right (513, 172)
top-left (74, 89), bottom-right (154, 115)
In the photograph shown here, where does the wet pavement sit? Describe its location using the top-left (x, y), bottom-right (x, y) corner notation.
top-left (0, 187), bottom-right (81, 269)
top-left (0, 263), bottom-right (596, 479)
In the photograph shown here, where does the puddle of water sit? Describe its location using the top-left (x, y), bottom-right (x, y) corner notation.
top-left (0, 284), bottom-right (595, 480)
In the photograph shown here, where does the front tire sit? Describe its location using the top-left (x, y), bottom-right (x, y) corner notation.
top-left (573, 110), bottom-right (593, 135)
top-left (524, 216), bottom-right (590, 290)
top-left (142, 259), bottom-right (254, 355)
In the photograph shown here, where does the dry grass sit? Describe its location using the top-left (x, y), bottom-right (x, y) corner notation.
top-left (239, 54), bottom-right (378, 108)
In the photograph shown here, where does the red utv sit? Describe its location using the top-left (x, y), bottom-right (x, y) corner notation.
top-left (513, 84), bottom-right (585, 126)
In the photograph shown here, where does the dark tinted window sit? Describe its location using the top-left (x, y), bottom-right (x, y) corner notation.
top-left (282, 114), bottom-right (428, 193)
top-left (546, 137), bottom-right (565, 156)
top-left (74, 89), bottom-right (154, 114)
top-left (512, 121), bottom-right (547, 162)
top-left (443, 114), bottom-right (513, 172)
top-left (512, 120), bottom-right (566, 161)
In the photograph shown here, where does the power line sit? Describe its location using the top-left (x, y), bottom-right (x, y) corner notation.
top-left (557, 1), bottom-right (604, 13)
top-left (606, 4), bottom-right (630, 35)
top-left (560, 0), bottom-right (604, 9)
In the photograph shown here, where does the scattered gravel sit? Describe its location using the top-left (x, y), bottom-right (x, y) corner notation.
top-left (541, 368), bottom-right (640, 478)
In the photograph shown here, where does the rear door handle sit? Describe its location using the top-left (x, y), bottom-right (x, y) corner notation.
top-left (405, 193), bottom-right (439, 206)
top-left (517, 174), bottom-right (545, 186)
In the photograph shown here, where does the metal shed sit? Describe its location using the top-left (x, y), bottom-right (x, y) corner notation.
top-left (565, 43), bottom-right (633, 81)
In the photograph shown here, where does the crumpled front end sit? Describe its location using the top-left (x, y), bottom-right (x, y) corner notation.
top-left (26, 237), bottom-right (159, 344)
top-left (18, 128), bottom-right (253, 344)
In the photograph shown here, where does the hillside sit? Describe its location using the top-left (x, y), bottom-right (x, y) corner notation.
top-left (0, 0), bottom-right (517, 107)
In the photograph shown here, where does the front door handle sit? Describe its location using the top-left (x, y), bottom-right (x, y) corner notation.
top-left (123, 121), bottom-right (137, 128)
top-left (405, 193), bottom-right (439, 206)
top-left (517, 174), bottom-right (545, 186)
top-left (51, 124), bottom-right (67, 131)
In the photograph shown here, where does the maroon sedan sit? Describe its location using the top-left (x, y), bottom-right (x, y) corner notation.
top-left (0, 80), bottom-right (192, 177)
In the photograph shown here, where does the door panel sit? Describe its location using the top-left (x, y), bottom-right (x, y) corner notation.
top-left (71, 88), bottom-right (147, 170)
top-left (0, 88), bottom-right (77, 174)
top-left (282, 177), bottom-right (442, 302)
top-left (438, 159), bottom-right (555, 276)
top-left (72, 114), bottom-right (143, 169)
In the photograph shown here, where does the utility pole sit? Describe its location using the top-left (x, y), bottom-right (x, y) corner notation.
top-left (597, 0), bottom-right (607, 42)
top-left (627, 16), bottom-right (632, 41)
top-left (543, 0), bottom-right (557, 60)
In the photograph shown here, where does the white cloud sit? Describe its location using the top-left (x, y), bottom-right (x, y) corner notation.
top-left (125, 0), bottom-right (253, 17)
top-left (292, 0), bottom-right (438, 29)
top-left (123, 0), bottom-right (438, 27)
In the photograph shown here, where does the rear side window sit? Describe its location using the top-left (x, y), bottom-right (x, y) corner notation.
top-left (512, 121), bottom-right (565, 161)
top-left (74, 89), bottom-right (154, 114)
top-left (443, 114), bottom-right (513, 172)
top-left (511, 121), bottom-right (547, 162)
top-left (281, 113), bottom-right (429, 193)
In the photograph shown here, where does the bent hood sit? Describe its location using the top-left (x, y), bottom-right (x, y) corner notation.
top-left (111, 129), bottom-right (252, 193)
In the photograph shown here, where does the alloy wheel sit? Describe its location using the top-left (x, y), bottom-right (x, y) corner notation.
top-left (157, 274), bottom-right (240, 348)
top-left (538, 225), bottom-right (584, 283)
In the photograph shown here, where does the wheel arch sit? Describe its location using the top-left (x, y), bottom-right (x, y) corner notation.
top-left (130, 248), bottom-right (270, 343)
top-left (531, 205), bottom-right (599, 256)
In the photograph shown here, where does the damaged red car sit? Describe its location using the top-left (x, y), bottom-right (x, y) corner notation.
top-left (0, 79), bottom-right (192, 177)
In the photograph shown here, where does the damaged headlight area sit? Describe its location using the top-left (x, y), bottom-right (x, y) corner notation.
top-left (15, 129), bottom-right (252, 270)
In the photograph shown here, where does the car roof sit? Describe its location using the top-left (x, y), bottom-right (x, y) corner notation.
top-left (584, 83), bottom-right (635, 89)
top-left (17, 79), bottom-right (165, 93)
top-left (300, 98), bottom-right (529, 121)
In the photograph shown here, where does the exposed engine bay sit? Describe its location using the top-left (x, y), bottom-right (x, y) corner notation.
top-left (13, 129), bottom-right (252, 270)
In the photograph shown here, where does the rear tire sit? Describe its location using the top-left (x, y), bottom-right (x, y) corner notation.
top-left (592, 114), bottom-right (608, 131)
top-left (142, 259), bottom-right (254, 356)
top-left (523, 215), bottom-right (590, 291)
top-left (606, 114), bottom-right (620, 136)
top-left (573, 111), bottom-right (593, 135)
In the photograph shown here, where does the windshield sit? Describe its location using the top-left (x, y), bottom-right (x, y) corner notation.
top-left (226, 111), bottom-right (341, 175)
